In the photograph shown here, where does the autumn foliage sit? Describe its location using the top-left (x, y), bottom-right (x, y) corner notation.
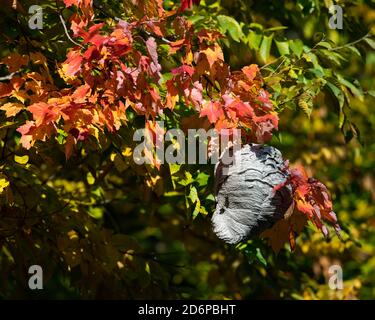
top-left (0, 0), bottom-right (340, 250)
top-left (1, 0), bottom-right (373, 299)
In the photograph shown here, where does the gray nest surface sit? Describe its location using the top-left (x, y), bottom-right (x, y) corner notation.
top-left (212, 144), bottom-right (293, 244)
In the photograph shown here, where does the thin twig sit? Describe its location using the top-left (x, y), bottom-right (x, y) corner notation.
top-left (268, 56), bottom-right (287, 76)
top-left (260, 56), bottom-right (284, 70)
top-left (139, 28), bottom-right (172, 44)
top-left (0, 72), bottom-right (18, 81)
top-left (59, 14), bottom-right (84, 48)
top-left (55, 0), bottom-right (83, 48)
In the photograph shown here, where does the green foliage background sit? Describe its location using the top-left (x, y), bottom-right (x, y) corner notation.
top-left (0, 0), bottom-right (374, 299)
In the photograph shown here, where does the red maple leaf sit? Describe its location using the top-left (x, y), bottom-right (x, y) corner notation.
top-left (171, 65), bottom-right (194, 77)
top-left (0, 83), bottom-right (12, 98)
top-left (180, 0), bottom-right (200, 12)
top-left (200, 101), bottom-right (224, 123)
top-left (281, 164), bottom-right (342, 239)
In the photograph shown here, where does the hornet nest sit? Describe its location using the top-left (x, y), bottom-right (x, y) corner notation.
top-left (212, 144), bottom-right (293, 244)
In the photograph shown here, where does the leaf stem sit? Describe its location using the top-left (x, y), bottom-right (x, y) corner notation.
top-left (329, 33), bottom-right (370, 51)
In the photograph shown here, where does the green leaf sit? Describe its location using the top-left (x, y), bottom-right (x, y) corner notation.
top-left (178, 171), bottom-right (194, 186)
top-left (264, 26), bottom-right (288, 32)
top-left (326, 82), bottom-right (344, 106)
top-left (337, 75), bottom-right (364, 101)
top-left (307, 67), bottom-right (324, 78)
top-left (188, 15), bottom-right (205, 24)
top-left (88, 207), bottom-right (103, 219)
top-left (346, 46), bottom-right (361, 58)
top-left (316, 41), bottom-right (333, 49)
top-left (289, 39), bottom-right (304, 57)
top-left (259, 34), bottom-right (274, 63)
top-left (188, 186), bottom-right (198, 204)
top-left (275, 39), bottom-right (290, 55)
top-left (364, 38), bottom-right (375, 50)
top-left (160, 72), bottom-right (173, 85)
top-left (288, 68), bottom-right (298, 79)
top-left (188, 186), bottom-right (201, 219)
top-left (255, 248), bottom-right (267, 267)
top-left (192, 200), bottom-right (201, 219)
top-left (56, 128), bottom-right (68, 145)
top-left (303, 52), bottom-right (324, 74)
top-left (169, 163), bottom-right (181, 175)
top-left (326, 81), bottom-right (345, 127)
top-left (91, 186), bottom-right (104, 198)
top-left (164, 191), bottom-right (184, 197)
top-left (319, 50), bottom-right (346, 67)
top-left (217, 15), bottom-right (244, 42)
top-left (249, 23), bottom-right (263, 31)
top-left (247, 31), bottom-right (262, 50)
top-left (0, 121), bottom-right (17, 130)
top-left (199, 206), bottom-right (208, 216)
top-left (241, 244), bottom-right (267, 266)
top-left (196, 172), bottom-right (209, 187)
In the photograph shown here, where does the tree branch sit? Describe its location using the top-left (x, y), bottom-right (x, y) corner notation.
top-left (329, 33), bottom-right (370, 51)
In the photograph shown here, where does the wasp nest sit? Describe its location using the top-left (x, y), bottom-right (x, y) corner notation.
top-left (212, 144), bottom-right (293, 244)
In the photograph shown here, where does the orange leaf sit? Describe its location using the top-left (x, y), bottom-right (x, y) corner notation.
top-left (61, 50), bottom-right (83, 77)
top-left (28, 102), bottom-right (58, 126)
top-left (200, 44), bottom-right (224, 68)
top-left (242, 64), bottom-right (259, 81)
top-left (65, 134), bottom-right (76, 160)
top-left (261, 210), bottom-right (307, 253)
top-left (0, 102), bottom-right (24, 117)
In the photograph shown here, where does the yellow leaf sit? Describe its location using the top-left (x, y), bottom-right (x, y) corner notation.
top-left (14, 155), bottom-right (29, 165)
top-left (122, 147), bottom-right (133, 157)
top-left (185, 50), bottom-right (193, 64)
top-left (67, 230), bottom-right (79, 240)
top-left (86, 172), bottom-right (95, 185)
top-left (12, 91), bottom-right (29, 103)
top-left (201, 44), bottom-right (224, 67)
top-left (113, 154), bottom-right (128, 172)
top-left (0, 176), bottom-right (10, 194)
